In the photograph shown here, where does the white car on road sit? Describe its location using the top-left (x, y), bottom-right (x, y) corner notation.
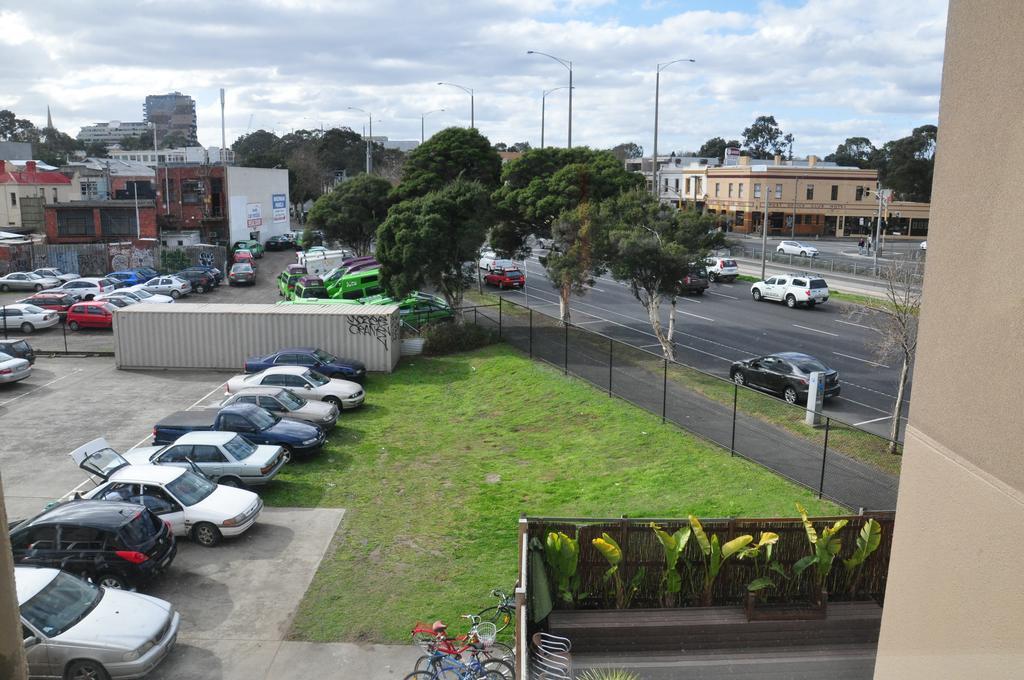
top-left (478, 249), bottom-right (498, 270)
top-left (142, 276), bottom-right (192, 298)
top-left (72, 438), bottom-right (263, 547)
top-left (0, 350), bottom-right (31, 384)
top-left (750, 273), bottom-right (830, 308)
top-left (225, 366), bottom-right (365, 410)
top-left (776, 241), bottom-right (819, 257)
top-left (0, 303), bottom-right (60, 334)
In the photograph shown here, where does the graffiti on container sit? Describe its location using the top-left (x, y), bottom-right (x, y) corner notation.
top-left (347, 315), bottom-right (394, 352)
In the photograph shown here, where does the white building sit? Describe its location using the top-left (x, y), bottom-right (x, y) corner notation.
top-left (224, 166), bottom-right (290, 244)
top-left (76, 121), bottom-right (150, 146)
top-left (109, 146), bottom-right (235, 167)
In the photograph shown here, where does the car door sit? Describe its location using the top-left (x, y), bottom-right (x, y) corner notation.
top-left (155, 444), bottom-right (195, 473)
top-left (136, 485), bottom-right (187, 535)
top-left (220, 412), bottom-right (265, 444)
top-left (191, 445), bottom-right (227, 481)
top-left (284, 374), bottom-right (315, 396)
top-left (22, 621), bottom-right (55, 678)
top-left (770, 277), bottom-right (789, 300)
top-left (758, 357), bottom-right (787, 394)
top-left (56, 524), bottom-right (107, 580)
top-left (0, 307), bottom-right (19, 329)
top-left (257, 395), bottom-right (286, 416)
top-left (10, 525), bottom-right (58, 569)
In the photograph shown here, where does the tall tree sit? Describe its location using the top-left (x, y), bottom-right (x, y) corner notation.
top-left (392, 126), bottom-right (501, 202)
top-left (307, 174), bottom-right (393, 256)
top-left (875, 125), bottom-right (937, 202)
top-left (0, 109), bottom-right (39, 142)
top-left (287, 147), bottom-right (327, 206)
top-left (609, 142), bottom-right (644, 162)
top-left (603, 192), bottom-right (722, 360)
top-left (376, 178), bottom-right (492, 310)
top-left (741, 115), bottom-right (788, 158)
top-left (232, 129), bottom-right (284, 167)
top-left (36, 127), bottom-right (80, 166)
top-left (824, 136), bottom-right (877, 168)
top-left (696, 137), bottom-right (740, 160)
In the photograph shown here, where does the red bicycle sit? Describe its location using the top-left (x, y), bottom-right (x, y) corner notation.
top-left (411, 616), bottom-right (513, 679)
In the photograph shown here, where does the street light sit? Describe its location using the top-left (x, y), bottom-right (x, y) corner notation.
top-left (420, 109), bottom-right (445, 144)
top-left (761, 182), bottom-right (771, 281)
top-left (528, 50), bottom-right (573, 148)
top-left (437, 83), bottom-right (474, 128)
top-left (652, 58), bottom-right (696, 199)
top-left (346, 107), bottom-right (373, 174)
top-left (540, 86), bottom-right (572, 149)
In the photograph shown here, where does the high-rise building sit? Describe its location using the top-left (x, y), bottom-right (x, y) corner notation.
top-left (76, 121), bottom-right (150, 146)
top-left (143, 92), bottom-right (198, 146)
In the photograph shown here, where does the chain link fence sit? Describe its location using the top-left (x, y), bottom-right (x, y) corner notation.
top-left (725, 243), bottom-right (924, 282)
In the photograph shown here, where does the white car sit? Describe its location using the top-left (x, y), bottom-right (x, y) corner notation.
top-left (750, 273), bottom-right (830, 308)
top-left (122, 285), bottom-right (175, 303)
top-left (0, 350), bottom-right (31, 384)
top-left (0, 303), bottom-right (60, 333)
top-left (142, 275), bottom-right (192, 298)
top-left (225, 366), bottom-right (365, 410)
top-left (32, 267), bottom-right (79, 283)
top-left (124, 431), bottom-right (288, 487)
top-left (776, 241), bottom-right (819, 257)
top-left (54, 277), bottom-right (118, 301)
top-left (919, 240), bottom-right (928, 251)
top-left (478, 249), bottom-right (498, 270)
top-left (703, 256), bottom-right (740, 282)
top-left (72, 438), bottom-right (263, 547)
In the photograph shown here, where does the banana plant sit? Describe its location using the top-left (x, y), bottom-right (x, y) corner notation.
top-left (689, 515), bottom-right (753, 606)
top-left (650, 522), bottom-right (692, 607)
top-left (842, 519), bottom-right (882, 598)
top-left (739, 531), bottom-right (780, 595)
top-left (592, 533), bottom-right (644, 609)
top-left (544, 531), bottom-right (582, 605)
top-left (795, 502), bottom-right (849, 604)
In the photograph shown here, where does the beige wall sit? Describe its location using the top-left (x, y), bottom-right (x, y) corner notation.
top-left (874, 1), bottom-right (1024, 678)
top-left (1, 182), bottom-right (74, 228)
top-left (705, 167), bottom-right (879, 218)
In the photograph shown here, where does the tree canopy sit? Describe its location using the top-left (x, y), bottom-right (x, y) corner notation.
top-left (392, 126), bottom-right (502, 203)
top-left (609, 142), bottom-right (644, 161)
top-left (741, 115), bottom-right (790, 158)
top-left (696, 137), bottom-right (740, 160)
top-left (307, 173), bottom-right (393, 256)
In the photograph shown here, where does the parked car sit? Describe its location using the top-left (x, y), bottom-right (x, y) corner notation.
top-left (0, 350), bottom-right (32, 384)
top-left (219, 387), bottom-right (339, 430)
top-left (10, 499), bottom-right (177, 589)
top-left (478, 249), bottom-right (498, 270)
top-left (484, 266), bottom-right (525, 289)
top-left (776, 240), bottom-right (819, 257)
top-left (919, 240), bottom-right (927, 251)
top-left (174, 269), bottom-right (214, 294)
top-left (357, 291), bottom-right (454, 326)
top-left (54, 277), bottom-right (118, 301)
top-left (107, 270), bottom-right (148, 287)
top-left (98, 296), bottom-right (136, 309)
top-left (73, 438), bottom-right (263, 547)
top-left (135, 266), bottom-right (160, 281)
top-left (0, 303), bottom-right (60, 333)
top-left (121, 285), bottom-right (175, 304)
top-left (66, 301), bottom-right (117, 330)
top-left (750, 273), bottom-right (830, 308)
top-left (277, 264), bottom-right (307, 297)
top-left (730, 352), bottom-right (841, 405)
top-left (152, 403), bottom-right (326, 457)
top-left (533, 236), bottom-right (553, 249)
top-left (291, 275), bottom-right (329, 300)
top-left (265, 234), bottom-right (293, 251)
top-left (16, 567), bottom-right (180, 679)
top-left (680, 264), bottom-right (710, 295)
top-left (233, 249), bottom-right (256, 266)
top-left (181, 264), bottom-right (223, 285)
top-left (142, 275), bottom-right (192, 299)
top-left (704, 257), bottom-right (740, 282)
top-left (0, 271), bottom-right (61, 292)
top-left (17, 292), bottom-right (78, 317)
top-left (232, 239), bottom-right (264, 258)
top-left (244, 347), bottom-right (366, 383)
top-left (125, 431), bottom-right (288, 487)
top-left (32, 267), bottom-right (78, 283)
top-left (228, 262), bottom-right (256, 286)
top-left (0, 338), bottom-right (35, 365)
top-left (227, 366), bottom-right (365, 410)
top-left (325, 267), bottom-right (382, 300)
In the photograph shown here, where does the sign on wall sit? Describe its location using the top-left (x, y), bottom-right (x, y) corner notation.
top-left (272, 193), bottom-right (288, 224)
top-left (246, 203), bottom-right (263, 228)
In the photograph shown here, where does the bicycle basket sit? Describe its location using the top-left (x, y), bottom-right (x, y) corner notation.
top-left (474, 622), bottom-right (497, 646)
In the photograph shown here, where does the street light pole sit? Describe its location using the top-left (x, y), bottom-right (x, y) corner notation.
top-left (420, 109), bottom-right (445, 145)
top-left (652, 58), bottom-right (696, 200)
top-left (541, 86), bottom-right (571, 149)
top-left (761, 185), bottom-right (770, 280)
top-left (528, 51), bottom-right (573, 148)
top-left (873, 187), bottom-right (887, 270)
top-left (346, 107), bottom-right (373, 174)
top-left (437, 83), bottom-right (474, 128)
top-left (792, 177), bottom-right (802, 239)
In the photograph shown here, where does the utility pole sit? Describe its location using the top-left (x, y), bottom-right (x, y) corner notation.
top-left (873, 187), bottom-right (887, 270)
top-left (220, 88), bottom-right (227, 166)
top-left (791, 177), bottom-right (802, 239)
top-left (652, 59), bottom-right (696, 200)
top-left (761, 185), bottom-right (770, 280)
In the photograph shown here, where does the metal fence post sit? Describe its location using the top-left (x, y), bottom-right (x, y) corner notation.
top-left (661, 358), bottom-right (667, 423)
top-left (608, 339), bottom-right (613, 396)
top-left (819, 417), bottom-right (831, 499)
top-left (2, 305), bottom-right (6, 339)
top-left (498, 298), bottom-right (503, 338)
top-left (528, 308), bottom-right (533, 358)
top-left (563, 322), bottom-right (568, 375)
top-left (730, 382), bottom-right (738, 456)
top-left (474, 307), bottom-right (477, 326)
top-left (62, 318), bottom-right (68, 352)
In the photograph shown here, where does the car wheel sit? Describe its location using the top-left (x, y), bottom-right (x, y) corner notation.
top-left (84, 294), bottom-right (94, 301)
top-left (96, 572), bottom-right (129, 589)
top-left (777, 248), bottom-right (785, 254)
top-left (65, 659), bottom-right (111, 680)
top-left (807, 300), bottom-right (816, 307)
top-left (324, 396), bottom-right (342, 408)
top-left (68, 320), bottom-right (80, 331)
top-left (752, 289), bottom-right (763, 301)
top-left (192, 522), bottom-right (222, 547)
top-left (732, 371), bottom-right (745, 386)
top-left (0, 284), bottom-right (7, 292)
top-left (786, 295), bottom-right (797, 308)
top-left (170, 289), bottom-right (180, 299)
top-left (34, 283), bottom-right (43, 291)
top-left (800, 251), bottom-right (807, 256)
top-left (709, 272), bottom-right (717, 282)
top-left (196, 284), bottom-right (206, 293)
top-left (694, 288), bottom-right (704, 295)
top-left (219, 476), bottom-right (243, 488)
top-left (20, 322), bottom-right (34, 334)
top-left (784, 386), bottom-right (799, 404)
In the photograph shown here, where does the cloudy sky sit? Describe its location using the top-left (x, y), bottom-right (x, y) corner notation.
top-left (1, 0), bottom-right (947, 156)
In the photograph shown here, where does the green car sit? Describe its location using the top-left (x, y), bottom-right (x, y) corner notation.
top-left (326, 267), bottom-right (384, 301)
top-left (359, 291), bottom-right (454, 326)
top-left (291, 275), bottom-right (330, 300)
top-left (233, 239), bottom-right (264, 258)
top-left (277, 265), bottom-right (307, 297)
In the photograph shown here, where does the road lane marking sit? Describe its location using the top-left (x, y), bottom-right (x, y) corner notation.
top-left (835, 319), bottom-right (877, 331)
top-left (0, 369), bottom-right (83, 407)
top-left (678, 310), bottom-right (714, 322)
top-left (854, 415), bottom-right (893, 426)
top-left (707, 290), bottom-right (738, 299)
top-left (793, 324), bottom-right (839, 337)
top-left (833, 352), bottom-right (889, 368)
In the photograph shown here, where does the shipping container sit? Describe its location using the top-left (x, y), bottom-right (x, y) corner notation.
top-left (113, 303), bottom-right (400, 372)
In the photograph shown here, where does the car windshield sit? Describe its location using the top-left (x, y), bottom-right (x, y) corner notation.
top-left (305, 369), bottom-right (330, 386)
top-left (795, 358), bottom-right (830, 373)
top-left (133, 289), bottom-right (153, 298)
top-left (223, 435), bottom-right (257, 460)
top-left (249, 408), bottom-right (278, 429)
top-left (313, 349), bottom-right (335, 362)
top-left (22, 305), bottom-right (45, 314)
top-left (21, 571), bottom-right (103, 638)
top-left (809, 279), bottom-right (828, 289)
top-left (278, 390), bottom-right (305, 409)
top-left (11, 341), bottom-right (29, 351)
top-left (505, 270), bottom-right (523, 278)
top-left (166, 470), bottom-right (217, 506)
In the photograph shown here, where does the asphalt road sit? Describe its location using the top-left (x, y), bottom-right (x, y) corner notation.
top-left (727, 234), bottom-right (927, 267)
top-left (486, 252), bottom-right (911, 441)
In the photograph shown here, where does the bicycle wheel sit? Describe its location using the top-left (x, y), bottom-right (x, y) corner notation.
top-left (406, 668), bottom-right (461, 680)
top-left (482, 641), bottom-right (515, 667)
top-left (481, 657), bottom-right (514, 679)
top-left (403, 672), bottom-right (436, 680)
top-left (477, 605), bottom-right (513, 634)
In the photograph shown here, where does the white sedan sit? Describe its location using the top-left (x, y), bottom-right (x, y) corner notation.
top-left (122, 285), bottom-right (175, 303)
top-left (225, 366), bottom-right (365, 410)
top-left (776, 241), bottom-right (819, 257)
top-left (0, 272), bottom-right (62, 292)
top-left (0, 303), bottom-right (60, 334)
top-left (0, 351), bottom-right (31, 384)
top-left (32, 267), bottom-right (79, 283)
top-left (478, 249), bottom-right (498, 270)
top-left (72, 438), bottom-right (263, 547)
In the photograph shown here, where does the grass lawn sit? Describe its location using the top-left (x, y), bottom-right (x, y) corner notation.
top-left (263, 344), bottom-right (841, 643)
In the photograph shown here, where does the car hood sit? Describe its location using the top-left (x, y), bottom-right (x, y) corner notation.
top-left (326, 358), bottom-right (366, 372)
top-left (320, 378), bottom-right (362, 397)
top-left (191, 485), bottom-right (260, 519)
top-left (268, 417), bottom-right (320, 440)
top-left (123, 446), bottom-right (164, 465)
top-left (298, 400), bottom-right (337, 420)
top-left (55, 588), bottom-right (171, 651)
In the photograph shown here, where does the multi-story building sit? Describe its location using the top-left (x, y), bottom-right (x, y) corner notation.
top-left (0, 160), bottom-right (74, 232)
top-left (144, 92), bottom-right (198, 146)
top-left (61, 158), bottom-right (156, 201)
top-left (44, 200), bottom-right (158, 245)
top-left (76, 120), bottom-right (150, 146)
top-left (108, 146), bottom-right (234, 167)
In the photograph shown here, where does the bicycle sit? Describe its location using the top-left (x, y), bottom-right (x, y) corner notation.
top-left (411, 616), bottom-right (514, 679)
top-left (477, 588), bottom-right (514, 635)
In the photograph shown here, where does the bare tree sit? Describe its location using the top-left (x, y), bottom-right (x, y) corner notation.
top-left (847, 260), bottom-right (921, 453)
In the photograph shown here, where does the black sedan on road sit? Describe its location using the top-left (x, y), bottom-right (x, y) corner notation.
top-left (729, 352), bottom-right (840, 405)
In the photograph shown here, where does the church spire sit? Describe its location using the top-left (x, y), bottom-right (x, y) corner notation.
top-left (46, 105), bottom-right (53, 129)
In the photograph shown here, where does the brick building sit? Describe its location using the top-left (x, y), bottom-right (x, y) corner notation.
top-left (44, 200), bottom-right (158, 245)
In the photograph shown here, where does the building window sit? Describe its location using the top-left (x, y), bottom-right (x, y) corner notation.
top-left (830, 184), bottom-right (838, 201)
top-left (100, 209), bottom-right (137, 236)
top-left (728, 183), bottom-right (733, 197)
top-left (753, 183), bottom-right (761, 198)
top-left (775, 184), bottom-right (783, 199)
top-left (738, 183), bottom-right (744, 198)
top-left (9, 192), bottom-right (16, 207)
top-left (795, 214), bottom-right (802, 225)
top-left (52, 188), bottom-right (58, 203)
top-left (695, 178), bottom-right (702, 196)
top-left (715, 182), bottom-right (720, 197)
top-left (181, 179), bottom-right (203, 204)
top-left (685, 177), bottom-right (691, 194)
top-left (56, 209), bottom-right (94, 236)
top-left (856, 186), bottom-right (864, 201)
top-left (674, 178), bottom-right (680, 192)
top-left (663, 178), bottom-right (669, 191)
top-left (806, 184), bottom-right (814, 200)
top-left (735, 210), bottom-right (745, 225)
top-left (81, 180), bottom-right (99, 199)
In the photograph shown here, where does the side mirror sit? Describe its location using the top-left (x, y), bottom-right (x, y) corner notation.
top-left (24, 635), bottom-right (39, 648)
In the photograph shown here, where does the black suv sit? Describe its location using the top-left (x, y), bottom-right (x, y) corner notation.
top-left (0, 339), bottom-right (35, 365)
top-left (680, 264), bottom-right (710, 295)
top-left (174, 269), bottom-right (215, 294)
top-left (9, 500), bottom-right (177, 589)
top-left (182, 265), bottom-right (223, 286)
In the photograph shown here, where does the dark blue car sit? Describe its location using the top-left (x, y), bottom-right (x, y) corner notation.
top-left (245, 347), bottom-right (366, 383)
top-left (107, 270), bottom-right (147, 287)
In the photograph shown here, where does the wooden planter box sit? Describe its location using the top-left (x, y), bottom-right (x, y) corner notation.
top-left (744, 590), bottom-right (827, 621)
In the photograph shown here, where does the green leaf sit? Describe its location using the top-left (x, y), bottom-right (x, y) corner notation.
top-left (793, 555), bottom-right (816, 577)
top-left (795, 502), bottom-right (818, 545)
top-left (843, 520), bottom-right (883, 570)
top-left (689, 515), bottom-right (711, 555)
top-left (769, 562), bottom-right (790, 579)
top-left (592, 533), bottom-right (622, 567)
top-left (721, 535), bottom-right (754, 560)
top-left (747, 577), bottom-right (776, 592)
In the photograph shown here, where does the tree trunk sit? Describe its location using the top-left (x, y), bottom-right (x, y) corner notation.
top-left (645, 291), bottom-right (675, 360)
top-left (559, 282), bottom-right (571, 324)
top-left (666, 297), bottom-right (677, 362)
top-left (888, 354), bottom-right (911, 454)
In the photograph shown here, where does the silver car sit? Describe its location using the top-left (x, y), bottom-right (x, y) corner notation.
top-left (123, 431), bottom-right (289, 487)
top-left (0, 350), bottom-right (31, 383)
top-left (17, 566), bottom-right (180, 680)
top-left (220, 386), bottom-right (340, 429)
top-left (0, 272), bottom-right (61, 292)
top-left (33, 267), bottom-right (80, 283)
top-left (142, 275), bottom-right (192, 299)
